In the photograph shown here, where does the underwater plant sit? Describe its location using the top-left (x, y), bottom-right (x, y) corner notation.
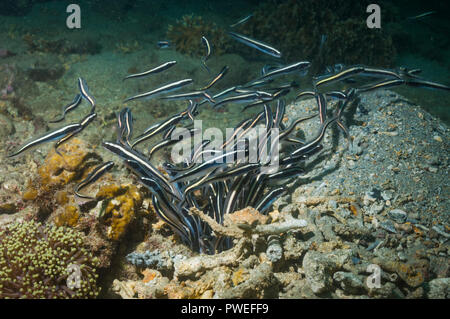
top-left (0, 220), bottom-right (100, 299)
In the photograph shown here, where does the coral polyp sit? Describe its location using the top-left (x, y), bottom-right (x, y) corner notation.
top-left (0, 221), bottom-right (100, 299)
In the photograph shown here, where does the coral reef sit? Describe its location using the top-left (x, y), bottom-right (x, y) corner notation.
top-left (167, 14), bottom-right (232, 57)
top-left (96, 184), bottom-right (143, 241)
top-left (0, 221), bottom-right (100, 299)
top-left (54, 205), bottom-right (80, 227)
top-left (37, 138), bottom-right (101, 192)
top-left (20, 138), bottom-right (101, 221)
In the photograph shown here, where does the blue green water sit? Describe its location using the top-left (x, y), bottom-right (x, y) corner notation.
top-left (0, 0), bottom-right (448, 124)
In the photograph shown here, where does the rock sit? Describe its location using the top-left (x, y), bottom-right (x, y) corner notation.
top-left (0, 203), bottom-right (17, 214)
top-left (367, 202), bottom-right (384, 215)
top-left (381, 190), bottom-right (394, 201)
top-left (367, 282), bottom-right (397, 298)
top-left (283, 234), bottom-right (308, 260)
top-left (333, 223), bottom-right (373, 241)
top-left (426, 278), bottom-right (450, 299)
top-left (224, 207), bottom-right (269, 227)
top-left (397, 252), bottom-right (408, 262)
top-left (406, 286), bottom-right (424, 299)
top-left (266, 239), bottom-right (283, 263)
top-left (302, 249), bottom-right (351, 294)
top-left (374, 258), bottom-right (429, 288)
top-left (0, 114), bottom-right (14, 139)
top-left (388, 209), bottom-right (407, 224)
top-left (219, 262), bottom-right (278, 298)
top-left (333, 271), bottom-right (365, 295)
top-left (380, 220), bottom-right (397, 233)
top-left (429, 256), bottom-right (450, 278)
top-left (328, 199), bottom-right (337, 210)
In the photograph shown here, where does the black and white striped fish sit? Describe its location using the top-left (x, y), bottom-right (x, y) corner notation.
top-left (123, 61), bottom-right (177, 81)
top-left (124, 79), bottom-right (193, 102)
top-left (228, 31), bottom-right (282, 58)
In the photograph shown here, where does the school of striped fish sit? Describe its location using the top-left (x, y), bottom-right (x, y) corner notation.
top-left (8, 16), bottom-right (450, 254)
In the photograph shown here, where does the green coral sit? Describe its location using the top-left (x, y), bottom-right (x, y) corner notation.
top-left (0, 221), bottom-right (100, 299)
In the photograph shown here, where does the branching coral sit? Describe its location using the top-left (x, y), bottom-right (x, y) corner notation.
top-left (167, 14), bottom-right (232, 57)
top-left (0, 221), bottom-right (100, 299)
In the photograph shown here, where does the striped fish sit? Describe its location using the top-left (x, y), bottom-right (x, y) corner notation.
top-left (8, 123), bottom-right (82, 157)
top-left (75, 161), bottom-right (114, 199)
top-left (160, 90), bottom-right (215, 103)
top-left (78, 77), bottom-right (96, 112)
top-left (124, 79), bottom-right (193, 102)
top-left (157, 41), bottom-right (171, 49)
top-left (102, 141), bottom-right (179, 199)
top-left (405, 79), bottom-right (450, 91)
top-left (254, 187), bottom-right (286, 214)
top-left (200, 66), bottom-right (229, 91)
top-left (54, 112), bottom-right (97, 155)
top-left (49, 94), bottom-right (82, 123)
top-left (213, 92), bottom-right (262, 109)
top-left (230, 14), bottom-right (253, 28)
top-left (123, 61), bottom-right (177, 80)
top-left (170, 149), bottom-right (245, 183)
top-left (228, 31), bottom-right (282, 58)
top-left (117, 108), bottom-right (133, 147)
top-left (201, 36), bottom-right (211, 74)
top-left (357, 79), bottom-right (405, 93)
top-left (289, 115), bottom-right (339, 159)
top-left (314, 66), bottom-right (364, 87)
top-left (257, 61), bottom-right (311, 81)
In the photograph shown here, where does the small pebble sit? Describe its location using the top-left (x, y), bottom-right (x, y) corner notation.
top-left (380, 220), bottom-right (397, 233)
top-left (388, 209), bottom-right (407, 224)
top-left (368, 202), bottom-right (384, 215)
top-left (397, 252), bottom-right (407, 262)
top-left (381, 190), bottom-right (394, 201)
top-left (328, 199), bottom-right (338, 210)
